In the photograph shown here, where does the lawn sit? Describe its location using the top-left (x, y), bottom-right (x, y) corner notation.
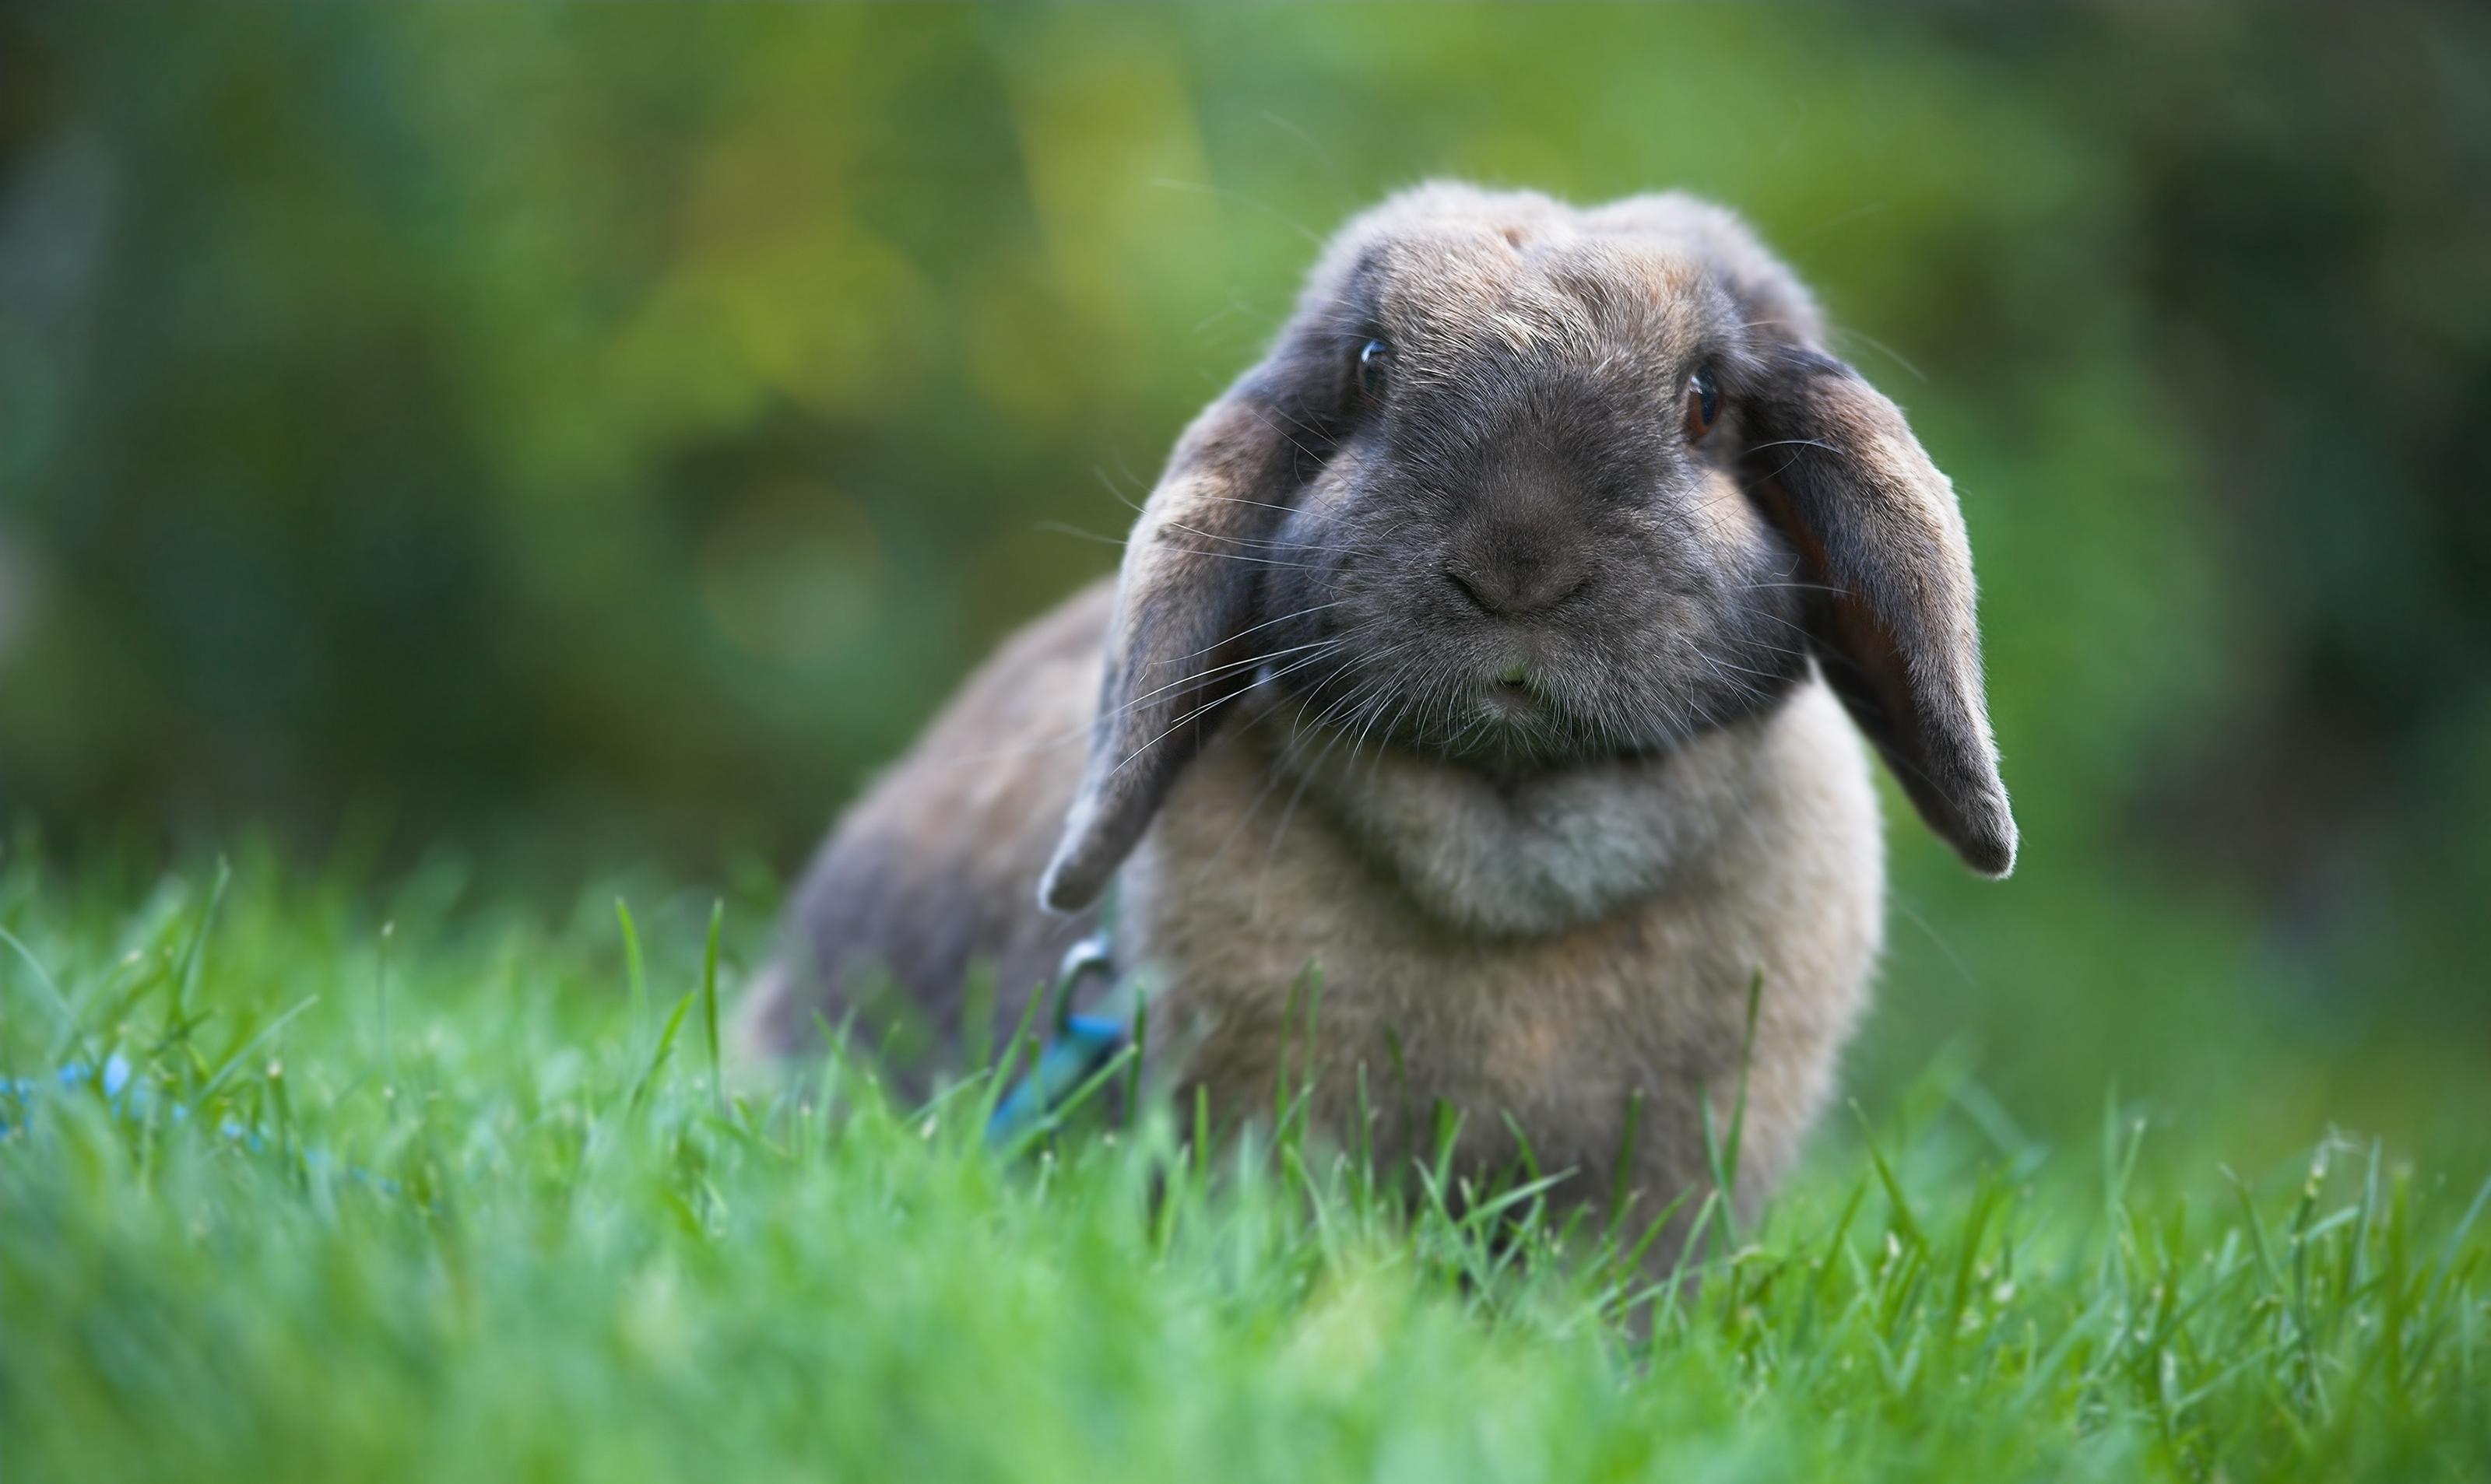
top-left (4, 847), bottom-right (2486, 1482)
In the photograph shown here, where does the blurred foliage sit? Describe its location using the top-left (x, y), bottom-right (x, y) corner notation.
top-left (2, 7), bottom-right (2486, 1141)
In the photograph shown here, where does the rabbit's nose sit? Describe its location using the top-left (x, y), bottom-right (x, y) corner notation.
top-left (1445, 547), bottom-right (1590, 619)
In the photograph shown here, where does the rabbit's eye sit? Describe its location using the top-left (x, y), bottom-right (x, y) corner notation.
top-left (1356, 339), bottom-right (1392, 400)
top-left (1683, 367), bottom-right (1722, 441)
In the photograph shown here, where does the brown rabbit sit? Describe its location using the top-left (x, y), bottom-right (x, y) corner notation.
top-left (739, 183), bottom-right (2015, 1236)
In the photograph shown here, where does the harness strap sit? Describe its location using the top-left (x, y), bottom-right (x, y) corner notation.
top-left (985, 886), bottom-right (1139, 1145)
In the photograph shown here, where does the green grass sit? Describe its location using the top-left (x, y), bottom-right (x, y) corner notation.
top-left (3, 849), bottom-right (2487, 1482)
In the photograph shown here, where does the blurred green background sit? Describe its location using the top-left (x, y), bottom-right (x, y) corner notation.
top-left (2, 6), bottom-right (2486, 1154)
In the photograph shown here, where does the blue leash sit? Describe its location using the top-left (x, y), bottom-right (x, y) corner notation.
top-left (16, 913), bottom-right (1136, 1156)
top-left (2, 1052), bottom-right (394, 1191)
top-left (0, 1052), bottom-right (140, 1126)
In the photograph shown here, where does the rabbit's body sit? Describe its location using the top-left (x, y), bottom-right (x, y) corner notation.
top-left (743, 182), bottom-right (2012, 1231)
top-left (1130, 654), bottom-right (1881, 1222)
top-left (745, 574), bottom-right (1879, 1223)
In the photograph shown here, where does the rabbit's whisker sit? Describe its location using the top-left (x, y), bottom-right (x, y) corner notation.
top-left (1158, 519), bottom-right (1355, 558)
top-left (1159, 546), bottom-right (1333, 572)
top-left (1110, 639), bottom-right (1343, 721)
top-left (1033, 521), bottom-right (1133, 549)
top-left (1165, 599), bottom-right (1344, 665)
top-left (1105, 644), bottom-right (1347, 781)
top-left (1239, 405), bottom-right (1331, 472)
top-left (1179, 493), bottom-right (1319, 517)
top-left (1042, 518), bottom-right (1343, 570)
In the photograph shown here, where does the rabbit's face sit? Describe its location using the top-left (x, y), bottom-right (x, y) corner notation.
top-left (1250, 219), bottom-right (1808, 770)
top-left (1041, 184), bottom-right (2018, 913)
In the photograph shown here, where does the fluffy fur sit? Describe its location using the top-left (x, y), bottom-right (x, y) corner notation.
top-left (740, 183), bottom-right (2015, 1238)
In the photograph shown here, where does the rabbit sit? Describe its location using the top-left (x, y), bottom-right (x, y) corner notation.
top-left (737, 182), bottom-right (2015, 1240)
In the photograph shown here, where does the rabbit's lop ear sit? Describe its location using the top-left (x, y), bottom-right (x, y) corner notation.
top-left (1040, 368), bottom-right (1300, 911)
top-left (1746, 349), bottom-right (2018, 877)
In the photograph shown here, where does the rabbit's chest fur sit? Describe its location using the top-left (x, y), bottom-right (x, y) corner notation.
top-left (1123, 678), bottom-right (1885, 1209)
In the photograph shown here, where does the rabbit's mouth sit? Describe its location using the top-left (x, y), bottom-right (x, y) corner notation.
top-left (1255, 641), bottom-right (1661, 771)
top-left (1396, 672), bottom-right (1616, 768)
top-left (1484, 679), bottom-right (1536, 710)
top-left (1465, 682), bottom-right (1590, 760)
top-left (1480, 668), bottom-right (1544, 720)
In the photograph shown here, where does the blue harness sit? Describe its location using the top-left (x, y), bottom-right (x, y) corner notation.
top-left (984, 907), bottom-right (1137, 1145)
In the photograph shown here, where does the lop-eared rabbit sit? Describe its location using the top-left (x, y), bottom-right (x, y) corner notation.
top-left (740, 184), bottom-right (2015, 1234)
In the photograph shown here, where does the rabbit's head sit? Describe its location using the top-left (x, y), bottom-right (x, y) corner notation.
top-left (1042, 184), bottom-right (2015, 911)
